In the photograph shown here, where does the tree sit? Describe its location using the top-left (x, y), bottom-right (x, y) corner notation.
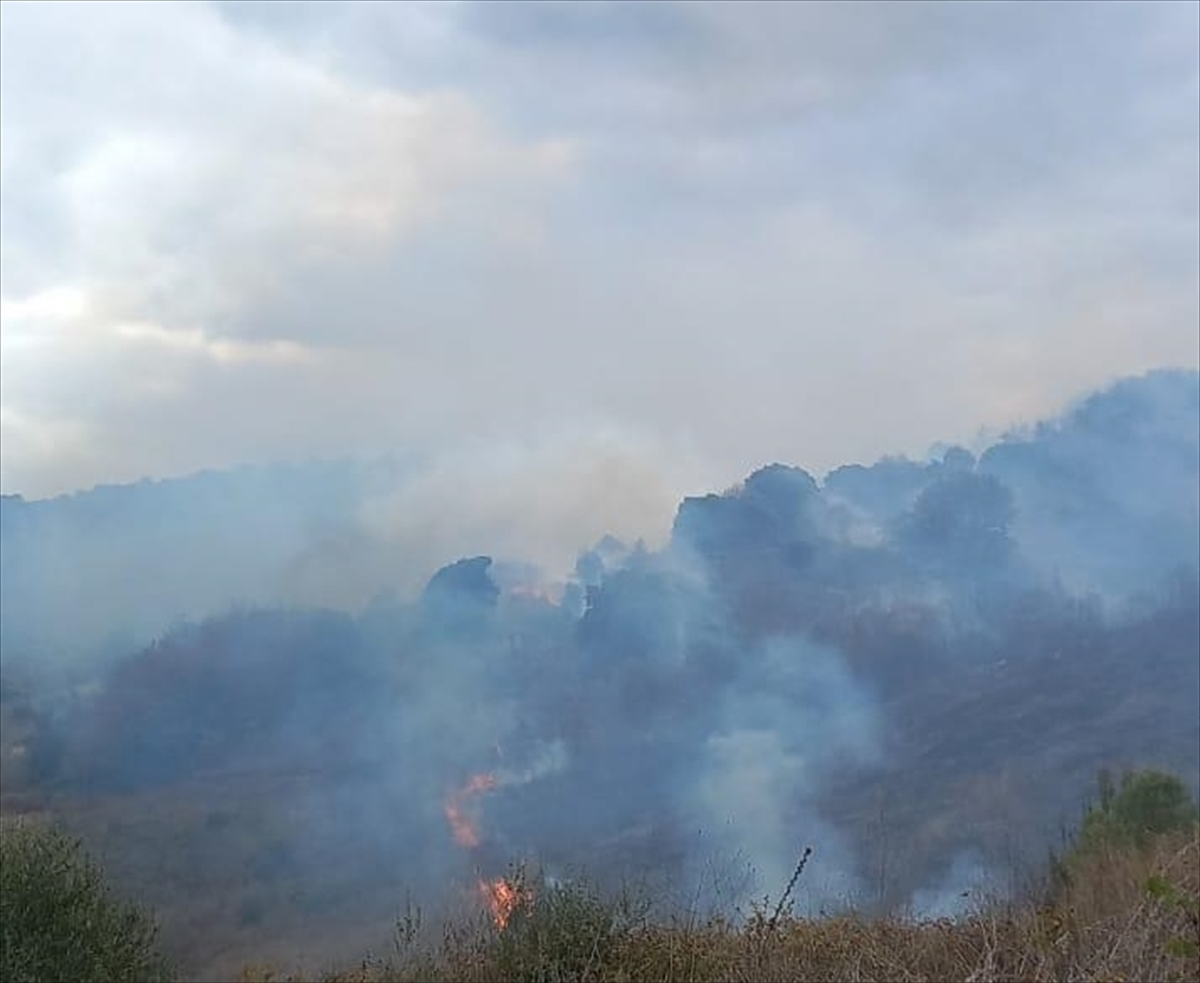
top-left (0, 820), bottom-right (173, 982)
top-left (896, 471), bottom-right (1016, 570)
top-left (1077, 768), bottom-right (1199, 855)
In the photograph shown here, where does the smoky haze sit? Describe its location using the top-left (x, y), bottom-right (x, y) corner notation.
top-left (2, 4), bottom-right (1197, 976)
top-left (3, 1), bottom-right (1197, 503)
top-left (1, 368), bottom-right (1197, 977)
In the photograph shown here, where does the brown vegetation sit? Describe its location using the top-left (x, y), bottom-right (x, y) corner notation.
top-left (236, 825), bottom-right (1199, 983)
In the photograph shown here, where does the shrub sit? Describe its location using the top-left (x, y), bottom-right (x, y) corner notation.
top-left (1077, 768), bottom-right (1199, 856)
top-left (0, 819), bottom-right (174, 982)
top-left (487, 865), bottom-right (648, 983)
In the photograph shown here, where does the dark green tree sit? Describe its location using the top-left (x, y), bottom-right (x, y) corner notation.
top-left (0, 821), bottom-right (173, 982)
top-left (1077, 768), bottom-right (1199, 855)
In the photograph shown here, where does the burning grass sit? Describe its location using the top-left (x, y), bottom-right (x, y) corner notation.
top-left (477, 875), bottom-right (528, 932)
top-left (238, 824), bottom-right (1199, 983)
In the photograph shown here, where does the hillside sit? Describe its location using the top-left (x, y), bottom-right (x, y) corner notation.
top-left (1, 368), bottom-right (1197, 979)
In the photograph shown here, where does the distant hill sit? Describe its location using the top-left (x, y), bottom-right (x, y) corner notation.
top-left (1, 367), bottom-right (1197, 978)
top-left (3, 369), bottom-right (1194, 668)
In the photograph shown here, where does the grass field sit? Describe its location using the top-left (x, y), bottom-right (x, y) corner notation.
top-left (225, 825), bottom-right (1199, 983)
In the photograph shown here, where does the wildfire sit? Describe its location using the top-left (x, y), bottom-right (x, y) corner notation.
top-left (443, 769), bottom-right (535, 930)
top-left (443, 773), bottom-right (498, 848)
top-left (477, 876), bottom-right (530, 931)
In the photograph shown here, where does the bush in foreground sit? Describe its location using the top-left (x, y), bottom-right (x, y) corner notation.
top-left (238, 825), bottom-right (1199, 983)
top-left (1077, 768), bottom-right (1199, 856)
top-left (0, 819), bottom-right (174, 983)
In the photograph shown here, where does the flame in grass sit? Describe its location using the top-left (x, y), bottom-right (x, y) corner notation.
top-left (444, 773), bottom-right (497, 848)
top-left (478, 875), bottom-right (532, 930)
top-left (444, 769), bottom-right (535, 930)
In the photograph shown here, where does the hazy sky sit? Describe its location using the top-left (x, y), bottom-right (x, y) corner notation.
top-left (2, 0), bottom-right (1198, 505)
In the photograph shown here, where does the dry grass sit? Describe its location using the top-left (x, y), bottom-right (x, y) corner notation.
top-left (238, 826), bottom-right (1199, 983)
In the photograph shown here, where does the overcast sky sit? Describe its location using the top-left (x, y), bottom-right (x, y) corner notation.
top-left (2, 0), bottom-right (1198, 511)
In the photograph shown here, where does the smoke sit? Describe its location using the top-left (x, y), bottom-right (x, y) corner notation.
top-left (0, 368), bottom-right (1196, 976)
top-left (691, 730), bottom-right (863, 912)
top-left (682, 634), bottom-right (881, 910)
top-left (908, 850), bottom-right (1005, 921)
top-left (980, 368), bottom-right (1200, 602)
top-left (357, 423), bottom-right (706, 594)
top-left (493, 739), bottom-right (569, 789)
top-left (0, 422), bottom-right (707, 668)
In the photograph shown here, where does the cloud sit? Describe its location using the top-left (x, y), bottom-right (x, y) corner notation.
top-left (1, 0), bottom-right (1196, 510)
top-left (111, 322), bottom-right (317, 367)
top-left (0, 0), bottom-right (576, 494)
top-left (1, 1), bottom-right (574, 318)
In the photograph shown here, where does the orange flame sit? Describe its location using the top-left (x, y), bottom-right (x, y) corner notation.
top-left (477, 876), bottom-right (529, 930)
top-left (444, 773), bottom-right (498, 848)
top-left (444, 772), bottom-right (532, 930)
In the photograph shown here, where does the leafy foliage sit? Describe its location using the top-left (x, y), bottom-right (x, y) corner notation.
top-left (489, 865), bottom-right (649, 983)
top-left (0, 820), bottom-right (174, 982)
top-left (1077, 769), bottom-right (1199, 855)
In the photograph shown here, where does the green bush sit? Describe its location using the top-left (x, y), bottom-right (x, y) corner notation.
top-left (0, 820), bottom-right (174, 982)
top-left (1077, 768), bottom-right (1199, 855)
top-left (489, 865), bottom-right (648, 983)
